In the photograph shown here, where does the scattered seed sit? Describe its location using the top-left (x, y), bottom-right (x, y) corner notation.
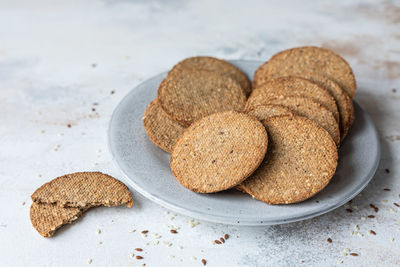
top-left (88, 259), bottom-right (93, 264)
top-left (344, 248), bottom-right (350, 252)
top-left (368, 215), bottom-right (375, 218)
top-left (361, 216), bottom-right (366, 220)
top-left (111, 90), bottom-right (115, 95)
top-left (129, 253), bottom-right (134, 258)
top-left (136, 256), bottom-right (143, 260)
top-left (153, 240), bottom-right (159, 245)
top-left (382, 200), bottom-right (388, 203)
top-left (168, 254), bottom-right (175, 259)
top-left (327, 238), bottom-right (332, 243)
top-left (40, 130), bottom-right (45, 134)
top-left (190, 256), bottom-right (197, 260)
top-left (391, 238), bottom-right (395, 242)
top-left (224, 234), bottom-right (229, 240)
top-left (37, 174), bottom-right (42, 178)
top-left (141, 230), bottom-right (148, 234)
top-left (350, 253), bottom-right (358, 256)
top-left (178, 245), bottom-right (183, 250)
top-left (220, 237), bottom-right (225, 243)
top-left (370, 230), bottom-right (376, 235)
top-left (370, 204), bottom-right (379, 212)
top-left (384, 188), bottom-right (391, 191)
top-left (341, 252), bottom-right (347, 256)
top-left (346, 209), bottom-right (353, 213)
top-left (214, 240), bottom-right (222, 244)
top-left (92, 108), bottom-right (96, 112)
top-left (337, 260), bottom-right (343, 264)
top-left (170, 230), bottom-right (178, 234)
top-left (129, 229), bottom-right (136, 233)
top-left (22, 201), bottom-right (26, 206)
top-left (135, 248), bottom-right (143, 252)
top-left (201, 259), bottom-right (207, 265)
top-left (96, 229), bottom-right (101, 234)
top-left (354, 225), bottom-right (359, 231)
top-left (393, 88), bottom-right (397, 93)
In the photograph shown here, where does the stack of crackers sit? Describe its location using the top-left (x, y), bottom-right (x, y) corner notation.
top-left (143, 46), bottom-right (356, 204)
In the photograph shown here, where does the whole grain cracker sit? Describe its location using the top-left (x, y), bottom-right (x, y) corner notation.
top-left (247, 96), bottom-right (340, 146)
top-left (31, 172), bottom-right (133, 208)
top-left (238, 115), bottom-right (338, 204)
top-left (248, 76), bottom-right (339, 122)
top-left (30, 202), bottom-right (87, 237)
top-left (169, 56), bottom-right (251, 96)
top-left (170, 111), bottom-right (268, 193)
top-left (246, 104), bottom-right (293, 121)
top-left (296, 73), bottom-right (354, 140)
top-left (157, 69), bottom-right (246, 126)
top-left (253, 46), bottom-right (357, 98)
top-left (143, 99), bottom-right (186, 153)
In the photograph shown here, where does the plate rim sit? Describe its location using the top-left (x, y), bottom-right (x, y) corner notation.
top-left (107, 60), bottom-right (381, 226)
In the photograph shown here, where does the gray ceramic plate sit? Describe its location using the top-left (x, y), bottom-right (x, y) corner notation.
top-left (108, 60), bottom-right (380, 226)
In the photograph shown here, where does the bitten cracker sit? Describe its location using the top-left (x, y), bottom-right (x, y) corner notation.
top-left (170, 111), bottom-right (268, 193)
top-left (248, 76), bottom-right (339, 122)
top-left (169, 56), bottom-right (252, 96)
top-left (143, 99), bottom-right (186, 153)
top-left (238, 116), bottom-right (338, 204)
top-left (157, 69), bottom-right (246, 126)
top-left (31, 172), bottom-right (133, 208)
top-left (246, 96), bottom-right (340, 147)
top-left (253, 46), bottom-right (357, 98)
top-left (30, 202), bottom-right (87, 237)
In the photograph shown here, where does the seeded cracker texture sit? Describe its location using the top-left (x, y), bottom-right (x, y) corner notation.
top-left (31, 172), bottom-right (133, 208)
top-left (253, 46), bottom-right (357, 98)
top-left (246, 95), bottom-right (340, 147)
top-left (30, 202), bottom-right (86, 237)
top-left (169, 56), bottom-right (252, 96)
top-left (170, 111), bottom-right (268, 193)
top-left (248, 76), bottom-right (339, 123)
top-left (246, 104), bottom-right (293, 121)
top-left (296, 73), bottom-right (354, 140)
top-left (143, 99), bottom-right (186, 153)
top-left (157, 69), bottom-right (246, 126)
top-left (237, 115), bottom-right (338, 204)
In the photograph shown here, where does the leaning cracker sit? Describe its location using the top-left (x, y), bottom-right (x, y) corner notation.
top-left (238, 116), bottom-right (338, 204)
top-left (296, 73), bottom-right (354, 140)
top-left (248, 96), bottom-right (340, 147)
top-left (30, 202), bottom-right (87, 237)
top-left (246, 104), bottom-right (293, 121)
top-left (169, 56), bottom-right (252, 96)
top-left (31, 172), bottom-right (133, 208)
top-left (143, 99), bottom-right (186, 153)
top-left (158, 69), bottom-right (246, 126)
top-left (170, 111), bottom-right (268, 193)
top-left (253, 46), bottom-right (357, 98)
top-left (248, 77), bottom-right (339, 123)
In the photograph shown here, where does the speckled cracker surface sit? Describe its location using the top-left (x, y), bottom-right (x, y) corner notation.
top-left (247, 96), bottom-right (340, 147)
top-left (247, 76), bottom-right (339, 122)
top-left (238, 116), bottom-right (338, 204)
top-left (30, 202), bottom-right (86, 237)
top-left (31, 172), bottom-right (133, 208)
top-left (143, 99), bottom-right (186, 153)
top-left (157, 69), bottom-right (246, 126)
top-left (170, 111), bottom-right (268, 193)
top-left (298, 73), bottom-right (354, 140)
top-left (170, 56), bottom-right (252, 96)
top-left (246, 104), bottom-right (293, 121)
top-left (253, 46), bottom-right (357, 98)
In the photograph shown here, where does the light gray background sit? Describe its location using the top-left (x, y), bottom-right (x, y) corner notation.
top-left (0, 0), bottom-right (399, 266)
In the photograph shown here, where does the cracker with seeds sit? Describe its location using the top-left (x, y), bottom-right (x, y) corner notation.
top-left (157, 69), bottom-right (246, 126)
top-left (237, 116), bottom-right (338, 204)
top-left (253, 46), bottom-right (357, 98)
top-left (170, 56), bottom-right (251, 96)
top-left (248, 76), bottom-right (339, 122)
top-left (246, 104), bottom-right (293, 121)
top-left (143, 99), bottom-right (186, 153)
top-left (247, 96), bottom-right (340, 147)
top-left (170, 111), bottom-right (268, 193)
top-left (31, 172), bottom-right (133, 208)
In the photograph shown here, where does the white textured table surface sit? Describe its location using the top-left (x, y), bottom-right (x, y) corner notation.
top-left (1, 1), bottom-right (399, 266)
